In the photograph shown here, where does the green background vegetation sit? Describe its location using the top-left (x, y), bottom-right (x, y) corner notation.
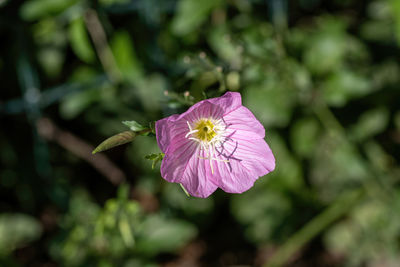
top-left (1, 0), bottom-right (400, 266)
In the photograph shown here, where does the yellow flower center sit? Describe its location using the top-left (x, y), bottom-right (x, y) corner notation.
top-left (194, 119), bottom-right (216, 142)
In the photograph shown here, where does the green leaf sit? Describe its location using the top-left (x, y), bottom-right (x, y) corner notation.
top-left (117, 183), bottom-right (130, 201)
top-left (171, 0), bottom-right (222, 36)
top-left (135, 74), bottom-right (166, 113)
top-left (311, 133), bottom-right (369, 202)
top-left (303, 18), bottom-right (348, 75)
top-left (391, 0), bottom-right (400, 45)
top-left (92, 131), bottom-right (137, 154)
top-left (231, 190), bottom-right (291, 243)
top-left (118, 213), bottom-right (135, 247)
top-left (290, 117), bottom-right (320, 158)
top-left (350, 107), bottom-right (389, 141)
top-left (243, 80), bottom-right (295, 127)
top-left (144, 153), bottom-right (160, 160)
top-left (20, 0), bottom-right (79, 21)
top-left (122, 120), bottom-right (147, 132)
top-left (37, 47), bottom-right (65, 78)
top-left (0, 213), bottom-right (42, 255)
top-left (99, 0), bottom-right (130, 7)
top-left (136, 214), bottom-right (197, 255)
top-left (59, 87), bottom-right (100, 119)
top-left (110, 31), bottom-right (143, 82)
top-left (144, 153), bottom-right (164, 169)
top-left (321, 70), bottom-right (372, 107)
top-left (68, 16), bottom-right (95, 63)
top-left (208, 25), bottom-right (241, 67)
top-left (226, 71), bottom-right (240, 91)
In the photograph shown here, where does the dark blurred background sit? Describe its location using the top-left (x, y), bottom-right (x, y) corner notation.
top-left (1, 0), bottom-right (400, 266)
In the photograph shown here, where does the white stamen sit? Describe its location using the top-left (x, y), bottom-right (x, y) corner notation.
top-left (185, 119), bottom-right (230, 174)
top-left (185, 129), bottom-right (198, 138)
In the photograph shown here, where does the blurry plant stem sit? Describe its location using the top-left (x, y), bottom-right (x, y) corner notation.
top-left (36, 117), bottom-right (126, 185)
top-left (265, 99), bottom-right (395, 267)
top-left (264, 188), bottom-right (364, 267)
top-left (313, 100), bottom-right (395, 201)
top-left (84, 9), bottom-right (122, 84)
top-left (164, 91), bottom-right (195, 106)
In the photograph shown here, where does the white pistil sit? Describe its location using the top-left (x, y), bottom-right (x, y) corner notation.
top-left (185, 118), bottom-right (230, 174)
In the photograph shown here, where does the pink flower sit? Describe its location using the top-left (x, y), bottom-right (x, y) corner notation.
top-left (156, 92), bottom-right (275, 198)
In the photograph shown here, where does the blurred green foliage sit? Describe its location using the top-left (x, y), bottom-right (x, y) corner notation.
top-left (1, 0), bottom-right (400, 266)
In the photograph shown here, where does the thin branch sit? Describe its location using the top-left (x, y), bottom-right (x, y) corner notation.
top-left (36, 117), bottom-right (126, 185)
top-left (84, 9), bottom-right (122, 83)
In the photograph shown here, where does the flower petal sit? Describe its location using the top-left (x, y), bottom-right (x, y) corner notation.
top-left (161, 138), bottom-right (218, 197)
top-left (165, 91), bottom-right (241, 124)
top-left (223, 106), bottom-right (265, 140)
top-left (155, 114), bottom-right (179, 153)
top-left (160, 137), bottom-right (197, 183)
top-left (214, 138), bottom-right (275, 193)
top-left (180, 150), bottom-right (218, 198)
top-left (183, 101), bottom-right (224, 123)
top-left (206, 91), bottom-right (242, 115)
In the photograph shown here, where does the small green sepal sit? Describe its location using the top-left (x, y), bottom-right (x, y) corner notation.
top-left (144, 153), bottom-right (164, 169)
top-left (92, 131), bottom-right (137, 154)
top-left (179, 184), bottom-right (190, 197)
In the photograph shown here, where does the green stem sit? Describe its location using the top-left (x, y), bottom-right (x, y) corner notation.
top-left (264, 188), bottom-right (364, 267)
top-left (314, 102), bottom-right (394, 201)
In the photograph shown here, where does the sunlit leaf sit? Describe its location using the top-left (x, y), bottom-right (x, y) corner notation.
top-left (110, 31), bottom-right (143, 82)
top-left (38, 47), bottom-right (65, 78)
top-left (0, 214), bottom-right (42, 255)
top-left (321, 70), bottom-right (372, 107)
top-left (208, 25), bottom-right (241, 68)
top-left (243, 80), bottom-right (295, 127)
top-left (311, 134), bottom-right (369, 202)
top-left (122, 120), bottom-right (147, 132)
top-left (59, 87), bottom-right (101, 119)
top-left (171, 0), bottom-right (222, 36)
top-left (290, 117), bottom-right (320, 158)
top-left (135, 214), bottom-right (197, 255)
top-left (20, 0), bottom-right (79, 21)
top-left (324, 196), bottom-right (400, 266)
top-left (144, 153), bottom-right (164, 169)
top-left (391, 0), bottom-right (400, 45)
top-left (350, 107), bottom-right (389, 141)
top-left (68, 16), bottom-right (95, 63)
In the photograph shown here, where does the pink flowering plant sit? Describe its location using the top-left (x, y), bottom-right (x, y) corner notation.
top-left (156, 92), bottom-right (275, 197)
top-left (93, 91), bottom-right (275, 198)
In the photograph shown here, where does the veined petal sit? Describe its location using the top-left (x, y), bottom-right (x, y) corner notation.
top-left (214, 138), bottom-right (275, 193)
top-left (206, 91), bottom-right (242, 114)
top-left (164, 91), bottom-right (241, 124)
top-left (155, 114), bottom-right (179, 153)
top-left (180, 149), bottom-right (218, 198)
top-left (160, 138), bottom-right (198, 183)
top-left (183, 101), bottom-right (223, 123)
top-left (223, 106), bottom-right (265, 140)
top-left (161, 139), bottom-right (218, 197)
